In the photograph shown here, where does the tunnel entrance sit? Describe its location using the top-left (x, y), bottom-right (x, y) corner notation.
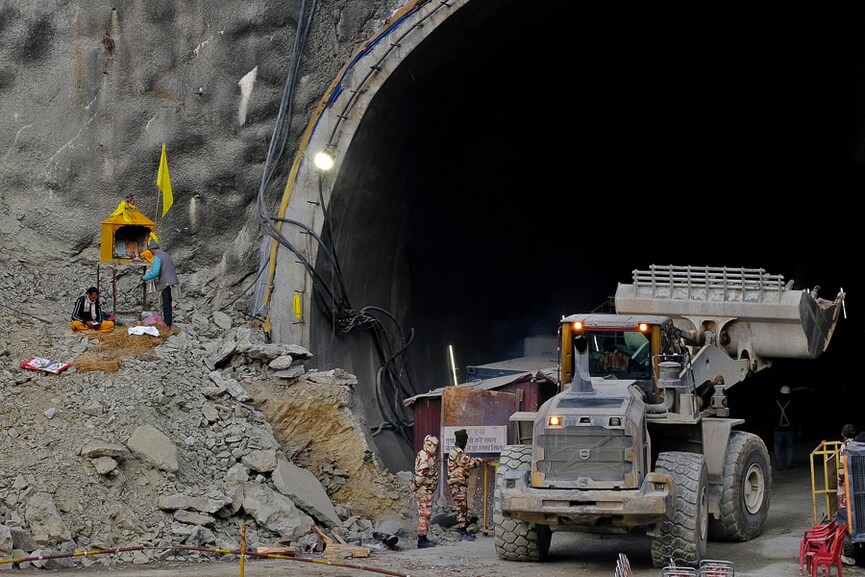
top-left (266, 0), bottom-right (862, 472)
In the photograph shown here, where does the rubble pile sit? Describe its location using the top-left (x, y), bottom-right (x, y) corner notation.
top-left (0, 251), bottom-right (414, 570)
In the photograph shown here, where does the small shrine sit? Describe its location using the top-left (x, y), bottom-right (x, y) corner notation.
top-left (99, 196), bottom-right (155, 264)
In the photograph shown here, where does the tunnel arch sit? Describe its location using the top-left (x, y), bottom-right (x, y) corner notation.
top-left (261, 0), bottom-right (567, 469)
top-left (264, 0), bottom-right (472, 353)
top-left (263, 0), bottom-right (481, 469)
top-left (259, 1), bottom-right (861, 472)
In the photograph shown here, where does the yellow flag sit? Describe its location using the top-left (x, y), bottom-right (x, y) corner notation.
top-left (157, 143), bottom-right (174, 217)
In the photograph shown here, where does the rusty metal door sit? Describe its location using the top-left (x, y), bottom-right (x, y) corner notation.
top-left (441, 386), bottom-right (520, 533)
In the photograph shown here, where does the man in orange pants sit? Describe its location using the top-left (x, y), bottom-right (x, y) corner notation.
top-left (70, 287), bottom-right (115, 333)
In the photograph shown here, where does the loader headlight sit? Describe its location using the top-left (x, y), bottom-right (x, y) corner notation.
top-left (548, 415), bottom-right (562, 427)
top-left (572, 321), bottom-right (584, 331)
top-left (639, 322), bottom-right (649, 332)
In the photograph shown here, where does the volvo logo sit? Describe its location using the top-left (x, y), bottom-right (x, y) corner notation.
top-left (579, 448), bottom-right (590, 460)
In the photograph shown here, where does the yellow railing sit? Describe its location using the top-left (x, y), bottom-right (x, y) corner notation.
top-left (810, 440), bottom-right (843, 524)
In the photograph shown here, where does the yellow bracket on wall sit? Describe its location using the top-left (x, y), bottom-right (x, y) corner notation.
top-left (293, 292), bottom-right (302, 319)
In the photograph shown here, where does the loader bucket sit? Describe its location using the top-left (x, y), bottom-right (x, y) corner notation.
top-left (614, 265), bottom-right (845, 364)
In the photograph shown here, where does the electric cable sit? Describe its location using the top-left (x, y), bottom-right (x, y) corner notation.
top-left (252, 0), bottom-right (317, 313)
top-left (250, 1), bottom-right (456, 450)
top-left (308, 167), bottom-right (420, 442)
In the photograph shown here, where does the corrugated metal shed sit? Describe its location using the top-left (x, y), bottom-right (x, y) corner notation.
top-left (403, 366), bottom-right (559, 454)
top-left (403, 365), bottom-right (559, 532)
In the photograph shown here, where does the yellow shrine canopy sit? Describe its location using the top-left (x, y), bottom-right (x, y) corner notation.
top-left (99, 201), bottom-right (155, 264)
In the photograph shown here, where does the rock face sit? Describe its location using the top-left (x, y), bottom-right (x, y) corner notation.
top-left (246, 372), bottom-right (406, 522)
top-left (0, 254), bottom-right (415, 568)
top-left (0, 0), bottom-right (402, 307)
top-left (0, 1), bottom-right (432, 568)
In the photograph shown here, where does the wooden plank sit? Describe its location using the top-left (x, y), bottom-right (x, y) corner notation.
top-left (254, 546), bottom-right (296, 556)
top-left (321, 544), bottom-right (370, 559)
top-left (313, 525), bottom-right (333, 544)
top-left (331, 530), bottom-right (348, 545)
top-left (313, 525), bottom-right (369, 558)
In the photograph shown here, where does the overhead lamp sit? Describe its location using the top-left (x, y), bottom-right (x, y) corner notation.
top-left (313, 147), bottom-right (336, 171)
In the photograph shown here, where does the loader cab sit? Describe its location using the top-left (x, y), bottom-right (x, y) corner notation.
top-left (559, 313), bottom-right (681, 385)
top-left (588, 330), bottom-right (652, 378)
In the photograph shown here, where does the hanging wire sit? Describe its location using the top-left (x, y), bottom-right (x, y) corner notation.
top-left (247, 1), bottom-right (454, 449)
top-left (209, 0), bottom-right (318, 321)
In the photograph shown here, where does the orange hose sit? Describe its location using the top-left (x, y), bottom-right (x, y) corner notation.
top-left (0, 544), bottom-right (411, 576)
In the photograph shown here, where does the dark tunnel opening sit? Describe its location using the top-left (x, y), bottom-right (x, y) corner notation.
top-left (308, 1), bottom-right (864, 470)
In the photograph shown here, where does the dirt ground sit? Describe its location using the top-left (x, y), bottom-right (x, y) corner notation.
top-left (12, 444), bottom-right (865, 577)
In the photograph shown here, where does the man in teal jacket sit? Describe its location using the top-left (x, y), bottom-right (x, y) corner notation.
top-left (142, 240), bottom-right (180, 328)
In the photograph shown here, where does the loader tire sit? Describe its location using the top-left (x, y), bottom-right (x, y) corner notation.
top-left (843, 534), bottom-right (864, 564)
top-left (650, 451), bottom-right (709, 568)
top-left (707, 431), bottom-right (771, 541)
top-left (493, 444), bottom-right (552, 562)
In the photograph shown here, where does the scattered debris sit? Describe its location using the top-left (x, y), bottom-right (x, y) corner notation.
top-left (314, 525), bottom-right (371, 559)
top-left (20, 356), bottom-right (72, 374)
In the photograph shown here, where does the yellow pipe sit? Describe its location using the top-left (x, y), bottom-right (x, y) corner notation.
top-left (482, 460), bottom-right (498, 534)
top-left (239, 522), bottom-right (246, 577)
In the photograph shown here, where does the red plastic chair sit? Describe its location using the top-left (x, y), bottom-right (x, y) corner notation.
top-left (615, 553), bottom-right (633, 577)
top-left (698, 559), bottom-right (735, 576)
top-left (806, 523), bottom-right (847, 577)
top-left (661, 568), bottom-right (697, 577)
top-left (800, 520), bottom-right (838, 574)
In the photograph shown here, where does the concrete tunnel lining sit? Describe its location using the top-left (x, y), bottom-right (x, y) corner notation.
top-left (262, 0), bottom-right (861, 473)
top-left (264, 0), bottom-right (567, 471)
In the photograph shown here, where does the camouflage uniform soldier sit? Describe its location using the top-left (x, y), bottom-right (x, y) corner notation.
top-left (412, 434), bottom-right (439, 548)
top-left (447, 429), bottom-right (484, 541)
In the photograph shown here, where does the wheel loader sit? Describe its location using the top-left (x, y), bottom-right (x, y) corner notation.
top-left (493, 265), bottom-right (846, 567)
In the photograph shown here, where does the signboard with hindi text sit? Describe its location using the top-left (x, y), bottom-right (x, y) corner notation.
top-left (440, 386), bottom-right (522, 533)
top-left (441, 425), bottom-right (507, 455)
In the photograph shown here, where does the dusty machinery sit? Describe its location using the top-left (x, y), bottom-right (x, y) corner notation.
top-left (494, 265), bottom-right (846, 567)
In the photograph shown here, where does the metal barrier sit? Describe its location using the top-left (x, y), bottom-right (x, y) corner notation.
top-left (810, 440), bottom-right (843, 524)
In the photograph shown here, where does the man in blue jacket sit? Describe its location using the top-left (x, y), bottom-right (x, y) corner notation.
top-left (142, 240), bottom-right (180, 328)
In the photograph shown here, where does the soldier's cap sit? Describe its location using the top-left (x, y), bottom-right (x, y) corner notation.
top-left (455, 429), bottom-right (468, 443)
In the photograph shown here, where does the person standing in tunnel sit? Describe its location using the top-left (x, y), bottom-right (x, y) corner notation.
top-left (773, 385), bottom-right (796, 470)
top-left (412, 434), bottom-right (439, 549)
top-left (447, 429), bottom-right (485, 541)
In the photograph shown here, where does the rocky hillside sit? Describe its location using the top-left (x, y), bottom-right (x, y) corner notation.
top-left (0, 2), bottom-right (466, 569)
top-left (0, 250), bottom-right (415, 569)
top-left (0, 0), bottom-right (403, 300)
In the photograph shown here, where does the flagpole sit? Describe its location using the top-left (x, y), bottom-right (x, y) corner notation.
top-left (153, 145), bottom-right (161, 226)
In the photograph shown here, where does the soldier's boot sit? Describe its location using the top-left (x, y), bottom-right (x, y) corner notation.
top-left (417, 535), bottom-right (436, 549)
top-left (456, 527), bottom-right (476, 541)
